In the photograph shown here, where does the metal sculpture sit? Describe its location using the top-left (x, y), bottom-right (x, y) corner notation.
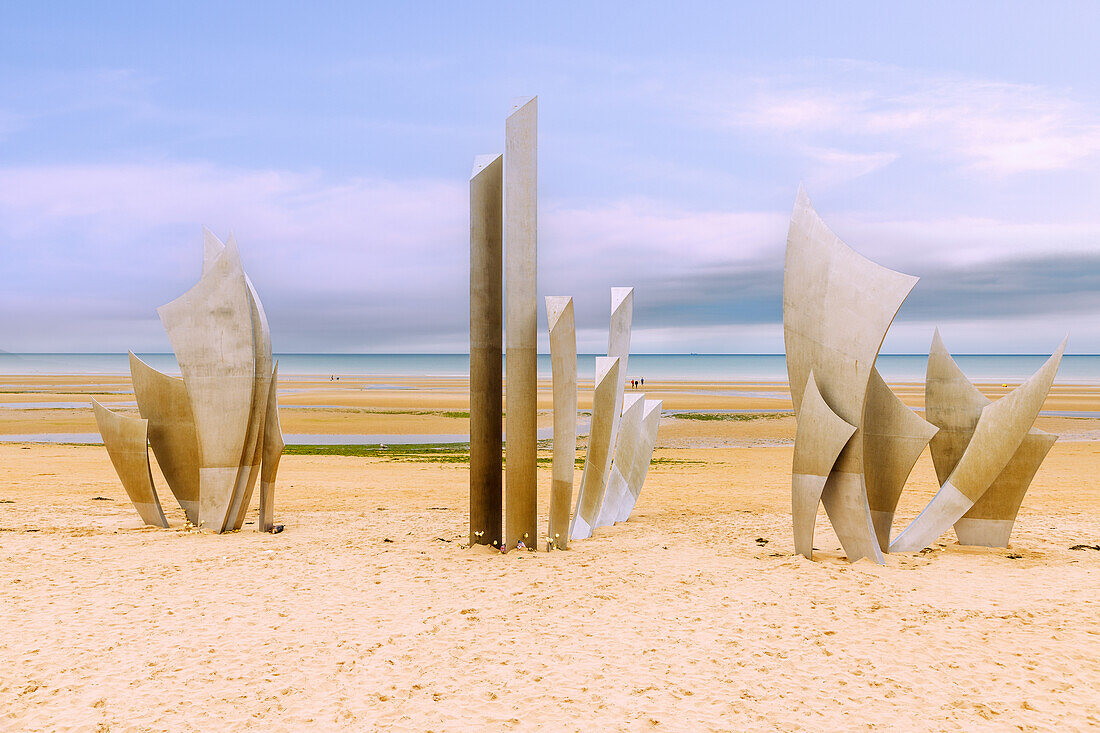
top-left (469, 153), bottom-right (504, 548)
top-left (785, 186), bottom-right (1065, 561)
top-left (467, 100), bottom-right (659, 551)
top-left (546, 296), bottom-right (577, 549)
top-left (890, 331), bottom-right (1064, 551)
top-left (92, 231), bottom-right (283, 532)
top-left (504, 96), bottom-right (539, 550)
top-left (784, 186), bottom-right (921, 563)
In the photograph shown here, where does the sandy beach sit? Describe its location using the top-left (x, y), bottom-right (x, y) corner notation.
top-left (1, 374), bottom-right (1098, 730)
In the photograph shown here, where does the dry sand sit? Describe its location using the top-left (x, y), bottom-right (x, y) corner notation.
top-left (0, 375), bottom-right (1098, 731)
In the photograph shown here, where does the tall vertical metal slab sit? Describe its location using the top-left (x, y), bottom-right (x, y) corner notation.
top-left (546, 296), bottom-right (576, 550)
top-left (505, 96), bottom-right (538, 550)
top-left (470, 153), bottom-right (504, 547)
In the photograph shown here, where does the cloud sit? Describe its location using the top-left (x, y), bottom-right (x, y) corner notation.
top-left (700, 62), bottom-right (1100, 176)
top-left (0, 162), bottom-right (787, 352)
top-left (1, 158), bottom-right (1098, 354)
top-left (0, 163), bottom-right (468, 351)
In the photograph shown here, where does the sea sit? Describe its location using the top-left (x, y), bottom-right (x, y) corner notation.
top-left (1, 353), bottom-right (1098, 383)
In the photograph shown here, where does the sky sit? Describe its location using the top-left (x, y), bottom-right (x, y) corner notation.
top-left (1, 1), bottom-right (1099, 354)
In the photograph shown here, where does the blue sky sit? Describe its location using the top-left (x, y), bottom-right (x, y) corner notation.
top-left (2, 2), bottom-right (1099, 353)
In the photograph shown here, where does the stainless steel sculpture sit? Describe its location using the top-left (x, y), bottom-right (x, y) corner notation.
top-left (469, 153), bottom-right (504, 548)
top-left (605, 287), bottom-right (634, 466)
top-left (595, 393), bottom-right (645, 529)
top-left (570, 356), bottom-right (621, 540)
top-left (91, 399), bottom-right (169, 528)
top-left (785, 186), bottom-right (1066, 560)
top-left (863, 367), bottom-right (939, 552)
top-left (129, 352), bottom-right (200, 523)
top-left (598, 391), bottom-right (646, 528)
top-left (505, 96), bottom-right (538, 550)
top-left (467, 100), bottom-right (658, 551)
top-left (614, 399), bottom-right (663, 523)
top-left (954, 431), bottom-right (1057, 547)
top-left (259, 362), bottom-right (284, 533)
top-left (784, 186), bottom-right (919, 564)
top-left (158, 237), bottom-right (255, 531)
top-left (93, 231), bottom-right (283, 532)
top-left (546, 296), bottom-right (577, 549)
top-left (890, 331), bottom-right (1064, 551)
top-left (791, 370), bottom-right (857, 559)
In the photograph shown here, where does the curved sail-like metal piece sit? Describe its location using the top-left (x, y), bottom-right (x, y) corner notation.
top-left (546, 296), bottom-right (577, 549)
top-left (891, 338), bottom-right (1066, 552)
top-left (585, 288), bottom-right (634, 529)
top-left (924, 330), bottom-right (1060, 548)
top-left (226, 275), bottom-right (273, 531)
top-left (784, 186), bottom-right (918, 563)
top-left (615, 399), bottom-right (662, 523)
top-left (863, 368), bottom-right (939, 551)
top-left (925, 328), bottom-right (991, 484)
top-left (157, 238), bottom-right (256, 532)
top-left (569, 356), bottom-right (620, 541)
top-left (91, 399), bottom-right (169, 528)
top-left (955, 430), bottom-right (1057, 547)
top-left (595, 393), bottom-right (645, 529)
top-left (128, 352), bottom-right (201, 524)
top-left (791, 370), bottom-right (857, 559)
top-left (258, 361), bottom-right (284, 533)
top-left (201, 226), bottom-right (226, 276)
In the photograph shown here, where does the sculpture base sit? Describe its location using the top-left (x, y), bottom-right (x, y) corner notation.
top-left (954, 518), bottom-right (1015, 548)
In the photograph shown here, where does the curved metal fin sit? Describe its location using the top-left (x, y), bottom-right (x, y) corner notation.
top-left (783, 186), bottom-right (919, 426)
top-left (955, 430), bottom-right (1057, 547)
top-left (202, 227), bottom-right (226, 276)
top-left (926, 328), bottom-right (991, 484)
top-left (258, 361), bottom-right (284, 532)
top-left (570, 356), bottom-right (621, 541)
top-left (616, 399), bottom-right (662, 523)
top-left (129, 351), bottom-right (200, 524)
top-left (595, 392), bottom-right (645, 529)
top-left (792, 370), bottom-right (857, 559)
top-left (157, 236), bottom-right (255, 532)
top-left (863, 367), bottom-right (939, 551)
top-left (891, 339), bottom-right (1066, 552)
top-left (91, 399), bottom-right (168, 528)
top-left (227, 275), bottom-right (273, 531)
